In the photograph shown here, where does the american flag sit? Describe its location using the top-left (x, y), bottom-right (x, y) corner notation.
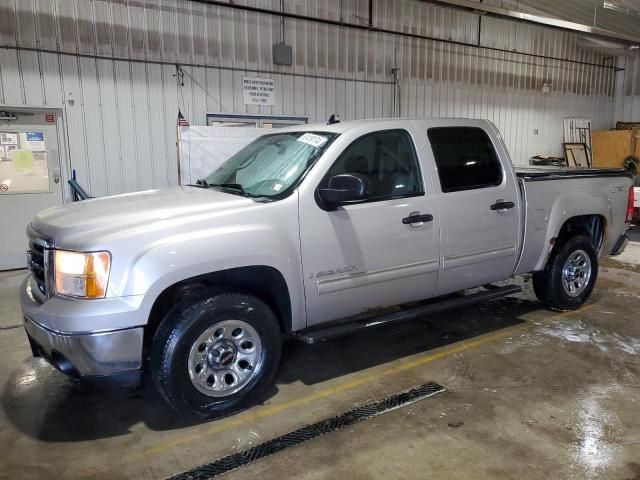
top-left (177, 110), bottom-right (190, 127)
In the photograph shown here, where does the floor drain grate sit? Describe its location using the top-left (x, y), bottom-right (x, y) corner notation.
top-left (168, 381), bottom-right (445, 480)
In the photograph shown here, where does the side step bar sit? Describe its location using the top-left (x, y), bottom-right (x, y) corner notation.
top-left (296, 285), bottom-right (522, 344)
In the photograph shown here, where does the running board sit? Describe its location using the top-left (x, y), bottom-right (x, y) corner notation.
top-left (296, 285), bottom-right (522, 344)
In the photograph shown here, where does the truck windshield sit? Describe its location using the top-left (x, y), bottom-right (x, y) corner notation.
top-left (203, 131), bottom-right (338, 199)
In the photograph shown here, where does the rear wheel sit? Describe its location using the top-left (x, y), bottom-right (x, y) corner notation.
top-left (150, 291), bottom-right (282, 418)
top-left (532, 234), bottom-right (598, 311)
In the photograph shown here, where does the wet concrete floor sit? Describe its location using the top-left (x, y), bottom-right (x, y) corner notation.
top-left (1, 236), bottom-right (639, 479)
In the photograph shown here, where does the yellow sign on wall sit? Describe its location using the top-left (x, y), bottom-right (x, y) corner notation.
top-left (12, 150), bottom-right (34, 172)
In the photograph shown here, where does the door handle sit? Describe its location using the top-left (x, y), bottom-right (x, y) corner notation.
top-left (402, 213), bottom-right (434, 225)
top-left (490, 200), bottom-right (515, 211)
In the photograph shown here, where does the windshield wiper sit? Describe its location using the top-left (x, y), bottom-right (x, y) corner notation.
top-left (192, 178), bottom-right (210, 188)
top-left (195, 180), bottom-right (268, 200)
top-left (207, 182), bottom-right (250, 197)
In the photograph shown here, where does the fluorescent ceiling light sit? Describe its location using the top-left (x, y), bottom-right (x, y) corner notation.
top-left (603, 1), bottom-right (640, 17)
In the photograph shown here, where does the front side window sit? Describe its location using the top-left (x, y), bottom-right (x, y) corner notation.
top-left (427, 127), bottom-right (503, 193)
top-left (204, 131), bottom-right (337, 199)
top-left (323, 129), bottom-right (423, 201)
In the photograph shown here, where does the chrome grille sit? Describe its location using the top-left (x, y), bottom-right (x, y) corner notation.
top-left (27, 225), bottom-right (54, 298)
top-left (27, 241), bottom-right (46, 294)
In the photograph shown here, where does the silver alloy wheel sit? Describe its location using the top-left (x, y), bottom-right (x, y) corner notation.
top-left (187, 319), bottom-right (263, 397)
top-left (561, 249), bottom-right (592, 298)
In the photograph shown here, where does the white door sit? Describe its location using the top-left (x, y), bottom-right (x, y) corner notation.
top-left (0, 111), bottom-right (64, 270)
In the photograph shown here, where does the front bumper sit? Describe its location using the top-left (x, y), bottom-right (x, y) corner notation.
top-left (20, 276), bottom-right (144, 386)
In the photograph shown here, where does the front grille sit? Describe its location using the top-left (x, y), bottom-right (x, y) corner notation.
top-left (28, 241), bottom-right (47, 295)
top-left (27, 226), bottom-right (53, 297)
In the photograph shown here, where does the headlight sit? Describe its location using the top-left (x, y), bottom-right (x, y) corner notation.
top-left (54, 250), bottom-right (111, 299)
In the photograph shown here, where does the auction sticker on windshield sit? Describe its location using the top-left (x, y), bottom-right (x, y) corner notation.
top-left (297, 133), bottom-right (328, 148)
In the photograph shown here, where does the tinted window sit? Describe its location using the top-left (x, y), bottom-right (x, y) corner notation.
top-left (427, 127), bottom-right (503, 193)
top-left (324, 129), bottom-right (423, 201)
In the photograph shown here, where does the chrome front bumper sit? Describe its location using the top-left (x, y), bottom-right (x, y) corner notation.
top-left (20, 276), bottom-right (144, 386)
top-left (24, 315), bottom-right (143, 378)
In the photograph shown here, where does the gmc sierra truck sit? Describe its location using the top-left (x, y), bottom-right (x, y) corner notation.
top-left (20, 118), bottom-right (634, 417)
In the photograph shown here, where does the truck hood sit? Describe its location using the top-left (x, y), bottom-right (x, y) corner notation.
top-left (31, 186), bottom-right (256, 248)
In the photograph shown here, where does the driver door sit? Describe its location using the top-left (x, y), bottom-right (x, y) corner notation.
top-left (298, 127), bottom-right (441, 326)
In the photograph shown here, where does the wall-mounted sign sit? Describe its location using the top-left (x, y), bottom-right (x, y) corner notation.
top-left (26, 132), bottom-right (46, 152)
top-left (242, 77), bottom-right (276, 106)
top-left (26, 132), bottom-right (44, 142)
top-left (0, 132), bottom-right (17, 145)
top-left (45, 113), bottom-right (55, 123)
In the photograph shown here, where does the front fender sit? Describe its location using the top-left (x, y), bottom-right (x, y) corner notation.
top-left (117, 224), bottom-right (303, 329)
top-left (124, 227), bottom-right (296, 292)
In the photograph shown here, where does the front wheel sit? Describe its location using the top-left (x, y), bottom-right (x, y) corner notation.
top-left (532, 234), bottom-right (598, 311)
top-left (150, 292), bottom-right (282, 418)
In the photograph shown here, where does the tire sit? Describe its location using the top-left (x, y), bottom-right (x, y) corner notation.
top-left (532, 234), bottom-right (598, 311)
top-left (150, 291), bottom-right (282, 418)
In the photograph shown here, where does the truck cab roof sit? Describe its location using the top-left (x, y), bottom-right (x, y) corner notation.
top-left (278, 117), bottom-right (495, 135)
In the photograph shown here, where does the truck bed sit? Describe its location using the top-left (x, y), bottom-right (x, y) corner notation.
top-left (516, 166), bottom-right (631, 181)
top-left (514, 165), bottom-right (632, 276)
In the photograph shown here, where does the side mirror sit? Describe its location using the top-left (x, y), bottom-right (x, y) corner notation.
top-left (318, 173), bottom-right (370, 209)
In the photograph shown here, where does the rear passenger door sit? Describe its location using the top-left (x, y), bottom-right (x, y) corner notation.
top-left (426, 125), bottom-right (520, 296)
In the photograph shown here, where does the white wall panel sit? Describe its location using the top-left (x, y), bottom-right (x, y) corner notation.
top-left (616, 55), bottom-right (640, 123)
top-left (19, 51), bottom-right (43, 106)
top-left (79, 57), bottom-right (107, 197)
top-left (0, 0), bottom-right (622, 198)
top-left (40, 52), bottom-right (64, 106)
top-left (0, 49), bottom-right (22, 103)
top-left (59, 54), bottom-right (91, 191)
top-left (97, 59), bottom-right (123, 196)
top-left (131, 62), bottom-right (154, 193)
top-left (113, 59), bottom-right (139, 194)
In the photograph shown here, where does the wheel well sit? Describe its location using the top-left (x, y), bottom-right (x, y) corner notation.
top-left (554, 214), bottom-right (606, 253)
top-left (143, 266), bottom-right (292, 357)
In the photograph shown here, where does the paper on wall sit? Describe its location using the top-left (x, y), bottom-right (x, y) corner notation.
top-left (0, 133), bottom-right (18, 145)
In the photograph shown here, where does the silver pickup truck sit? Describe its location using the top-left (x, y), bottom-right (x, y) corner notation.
top-left (20, 118), bottom-right (634, 417)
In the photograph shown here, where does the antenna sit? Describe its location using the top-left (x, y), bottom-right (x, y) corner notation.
top-left (327, 114), bottom-right (340, 125)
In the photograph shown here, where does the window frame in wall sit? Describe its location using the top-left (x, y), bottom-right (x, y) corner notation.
top-left (206, 113), bottom-right (309, 129)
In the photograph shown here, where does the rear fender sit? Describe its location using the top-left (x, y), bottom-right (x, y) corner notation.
top-left (533, 193), bottom-right (609, 271)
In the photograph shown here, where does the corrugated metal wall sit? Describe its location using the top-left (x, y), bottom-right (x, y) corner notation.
top-left (0, 0), bottom-right (620, 197)
top-left (376, 2), bottom-right (617, 167)
top-left (617, 54), bottom-right (640, 122)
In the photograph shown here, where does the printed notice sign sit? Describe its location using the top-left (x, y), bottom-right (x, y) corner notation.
top-left (242, 77), bottom-right (276, 105)
top-left (297, 133), bottom-right (328, 148)
top-left (26, 132), bottom-right (46, 151)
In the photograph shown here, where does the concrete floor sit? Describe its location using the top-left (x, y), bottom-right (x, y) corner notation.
top-left (1, 227), bottom-right (640, 479)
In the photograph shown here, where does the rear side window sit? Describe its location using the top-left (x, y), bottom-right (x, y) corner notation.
top-left (427, 127), bottom-right (503, 193)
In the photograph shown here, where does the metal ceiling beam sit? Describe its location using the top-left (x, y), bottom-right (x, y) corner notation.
top-left (421, 0), bottom-right (640, 46)
top-left (187, 0), bottom-right (623, 71)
